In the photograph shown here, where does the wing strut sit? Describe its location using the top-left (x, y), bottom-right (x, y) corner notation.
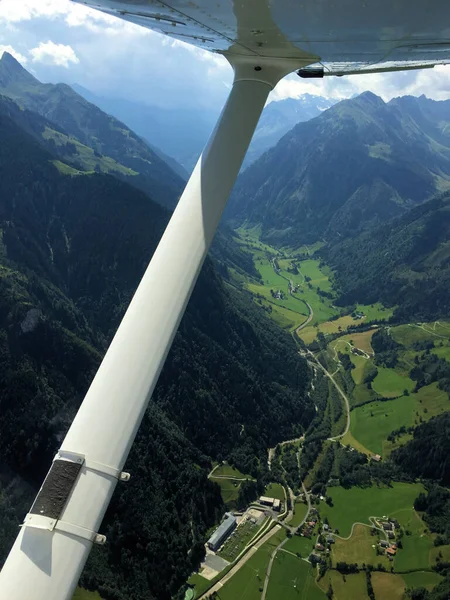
top-left (0, 55), bottom-right (304, 600)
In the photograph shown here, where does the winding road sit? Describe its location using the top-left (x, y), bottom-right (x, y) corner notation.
top-left (332, 517), bottom-right (388, 542)
top-left (295, 301), bottom-right (314, 335)
top-left (301, 348), bottom-right (351, 440)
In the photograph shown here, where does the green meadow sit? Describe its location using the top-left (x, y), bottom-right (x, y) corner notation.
top-left (319, 483), bottom-right (424, 537)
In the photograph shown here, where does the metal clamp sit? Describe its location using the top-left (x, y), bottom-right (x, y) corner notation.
top-left (22, 514), bottom-right (106, 545)
top-left (56, 450), bottom-right (131, 481)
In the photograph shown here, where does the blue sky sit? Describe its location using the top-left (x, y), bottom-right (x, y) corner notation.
top-left (1, 0), bottom-right (450, 110)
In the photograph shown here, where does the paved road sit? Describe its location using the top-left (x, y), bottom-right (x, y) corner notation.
top-left (197, 525), bottom-right (282, 600)
top-left (295, 301), bottom-right (314, 335)
top-left (261, 484), bottom-right (311, 600)
top-left (331, 517), bottom-right (388, 541)
top-left (301, 348), bottom-right (350, 440)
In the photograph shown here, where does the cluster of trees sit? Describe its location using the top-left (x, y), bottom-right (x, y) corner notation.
top-left (282, 444), bottom-right (302, 492)
top-left (409, 353), bottom-right (450, 395)
top-left (387, 425), bottom-right (414, 443)
top-left (372, 329), bottom-right (401, 368)
top-left (392, 413), bottom-right (450, 485)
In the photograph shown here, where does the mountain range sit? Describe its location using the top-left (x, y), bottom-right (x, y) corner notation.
top-left (227, 91), bottom-right (450, 246)
top-left (0, 52), bottom-right (184, 210)
top-left (0, 57), bottom-right (313, 600)
top-left (72, 83), bottom-right (335, 172)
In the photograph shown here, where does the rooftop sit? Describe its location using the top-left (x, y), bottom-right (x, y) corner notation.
top-left (207, 515), bottom-right (236, 547)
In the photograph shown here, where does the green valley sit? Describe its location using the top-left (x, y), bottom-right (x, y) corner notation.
top-left (190, 223), bottom-right (450, 600)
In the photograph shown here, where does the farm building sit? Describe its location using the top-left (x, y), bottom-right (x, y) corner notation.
top-left (326, 535), bottom-right (335, 544)
top-left (381, 522), bottom-right (393, 531)
top-left (207, 514), bottom-right (237, 551)
top-left (315, 543), bottom-right (324, 551)
top-left (273, 499), bottom-right (281, 512)
top-left (390, 519), bottom-right (399, 528)
top-left (386, 547), bottom-right (397, 556)
top-left (371, 454), bottom-right (381, 462)
top-left (259, 496), bottom-right (276, 507)
top-left (388, 531), bottom-right (395, 539)
top-left (380, 540), bottom-right (389, 548)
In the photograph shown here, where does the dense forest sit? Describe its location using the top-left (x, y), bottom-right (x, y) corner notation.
top-left (0, 95), bottom-right (313, 599)
top-left (325, 190), bottom-right (450, 321)
top-left (392, 413), bottom-right (450, 485)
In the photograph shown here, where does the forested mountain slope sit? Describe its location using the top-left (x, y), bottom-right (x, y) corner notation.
top-left (0, 106), bottom-right (313, 599)
top-left (0, 52), bottom-right (184, 209)
top-left (324, 190), bottom-right (450, 321)
top-left (227, 92), bottom-right (450, 246)
top-left (392, 412), bottom-right (450, 485)
top-left (243, 94), bottom-right (336, 168)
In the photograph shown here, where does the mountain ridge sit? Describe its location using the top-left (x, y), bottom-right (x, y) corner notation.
top-left (226, 91), bottom-right (450, 245)
top-left (0, 52), bottom-right (184, 209)
top-left (71, 82), bottom-right (336, 172)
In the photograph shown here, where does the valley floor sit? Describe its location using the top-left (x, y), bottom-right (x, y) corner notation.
top-left (183, 231), bottom-right (450, 600)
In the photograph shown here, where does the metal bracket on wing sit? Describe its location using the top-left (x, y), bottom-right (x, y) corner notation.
top-left (21, 451), bottom-right (130, 545)
top-left (56, 450), bottom-right (131, 482)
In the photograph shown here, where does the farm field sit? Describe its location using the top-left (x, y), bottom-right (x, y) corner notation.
top-left (350, 383), bottom-right (377, 408)
top-left (332, 525), bottom-right (389, 569)
top-left (216, 546), bottom-right (272, 600)
top-left (372, 366), bottom-right (414, 398)
top-left (318, 572), bottom-right (370, 600)
top-left (355, 303), bottom-right (394, 322)
top-left (341, 430), bottom-right (372, 455)
top-left (265, 551), bottom-right (325, 600)
top-left (430, 543), bottom-right (450, 563)
top-left (188, 574), bottom-right (212, 600)
top-left (289, 501), bottom-right (309, 527)
top-left (349, 382), bottom-right (449, 456)
top-left (264, 483), bottom-right (286, 501)
top-left (319, 483), bottom-right (424, 537)
top-left (390, 322), bottom-right (450, 347)
top-left (284, 534), bottom-right (316, 557)
top-left (402, 571), bottom-right (443, 592)
top-left (210, 477), bottom-right (242, 507)
top-left (371, 572), bottom-right (405, 600)
top-left (234, 231), bottom-right (339, 330)
top-left (333, 330), bottom-right (377, 355)
top-left (300, 304), bottom-right (392, 345)
top-left (209, 464), bottom-right (255, 507)
top-left (350, 396), bottom-right (415, 456)
top-left (393, 510), bottom-right (434, 571)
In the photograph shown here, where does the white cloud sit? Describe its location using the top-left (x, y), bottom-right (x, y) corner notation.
top-left (1, 0), bottom-right (449, 110)
top-left (0, 45), bottom-right (28, 64)
top-left (30, 41), bottom-right (79, 68)
top-left (0, 0), bottom-right (68, 23)
top-left (0, 0), bottom-right (151, 36)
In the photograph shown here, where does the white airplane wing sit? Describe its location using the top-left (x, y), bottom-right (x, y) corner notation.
top-left (73, 0), bottom-right (450, 72)
top-left (2, 2), bottom-right (450, 599)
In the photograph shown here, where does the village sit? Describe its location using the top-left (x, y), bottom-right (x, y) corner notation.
top-left (193, 486), bottom-right (402, 594)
